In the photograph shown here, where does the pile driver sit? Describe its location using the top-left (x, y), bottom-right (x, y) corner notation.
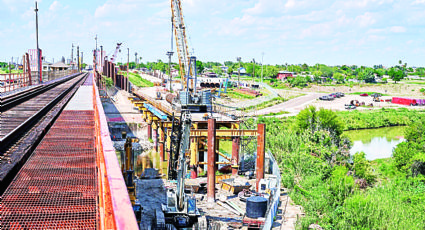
top-left (169, 0), bottom-right (212, 112)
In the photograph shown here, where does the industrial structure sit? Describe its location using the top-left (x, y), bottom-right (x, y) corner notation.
top-left (1, 1), bottom-right (282, 229)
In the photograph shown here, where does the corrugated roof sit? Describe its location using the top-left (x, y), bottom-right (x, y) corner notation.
top-left (50, 62), bottom-right (69, 68)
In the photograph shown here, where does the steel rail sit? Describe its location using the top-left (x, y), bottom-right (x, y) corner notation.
top-left (0, 73), bottom-right (87, 153)
top-left (0, 73), bottom-right (81, 112)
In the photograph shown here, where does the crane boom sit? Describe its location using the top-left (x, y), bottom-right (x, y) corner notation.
top-left (110, 42), bottom-right (122, 63)
top-left (171, 0), bottom-right (196, 91)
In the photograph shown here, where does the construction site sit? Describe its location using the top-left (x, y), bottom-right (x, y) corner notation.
top-left (0, 1), bottom-right (294, 230)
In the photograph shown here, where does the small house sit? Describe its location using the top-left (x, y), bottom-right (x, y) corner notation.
top-left (277, 71), bottom-right (294, 80)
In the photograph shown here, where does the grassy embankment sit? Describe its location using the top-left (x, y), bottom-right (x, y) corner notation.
top-left (225, 89), bottom-right (256, 100)
top-left (258, 107), bottom-right (425, 229)
top-left (128, 72), bottom-right (154, 87)
top-left (0, 69), bottom-right (23, 74)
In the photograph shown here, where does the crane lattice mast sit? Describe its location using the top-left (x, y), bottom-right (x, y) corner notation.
top-left (171, 0), bottom-right (196, 91)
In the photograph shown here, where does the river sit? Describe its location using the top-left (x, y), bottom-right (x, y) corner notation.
top-left (344, 126), bottom-right (406, 160)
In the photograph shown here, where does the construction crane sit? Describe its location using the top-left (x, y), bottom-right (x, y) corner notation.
top-left (162, 111), bottom-right (205, 228)
top-left (170, 0), bottom-right (211, 112)
top-left (110, 42), bottom-right (122, 64)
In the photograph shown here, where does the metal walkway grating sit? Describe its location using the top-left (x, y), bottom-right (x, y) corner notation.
top-left (1, 110), bottom-right (98, 229)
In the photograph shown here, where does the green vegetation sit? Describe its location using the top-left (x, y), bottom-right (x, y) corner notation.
top-left (349, 91), bottom-right (388, 96)
top-left (259, 107), bottom-right (425, 229)
top-left (258, 110), bottom-right (290, 117)
top-left (225, 89), bottom-right (256, 100)
top-left (338, 108), bottom-right (425, 130)
top-left (240, 97), bottom-right (286, 111)
top-left (101, 75), bottom-right (113, 87)
top-left (128, 72), bottom-right (154, 87)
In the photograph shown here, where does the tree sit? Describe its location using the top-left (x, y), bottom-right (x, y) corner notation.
top-left (388, 67), bottom-right (406, 83)
top-left (333, 72), bottom-right (345, 83)
top-left (302, 63), bottom-right (309, 70)
top-left (267, 65), bottom-right (279, 78)
top-left (312, 70), bottom-right (323, 82)
top-left (196, 60), bottom-right (204, 74)
top-left (374, 69), bottom-right (385, 77)
top-left (227, 66), bottom-right (234, 76)
top-left (224, 61), bottom-right (234, 66)
top-left (295, 106), bottom-right (344, 137)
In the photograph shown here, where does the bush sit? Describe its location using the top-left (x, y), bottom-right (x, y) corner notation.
top-left (353, 152), bottom-right (376, 184)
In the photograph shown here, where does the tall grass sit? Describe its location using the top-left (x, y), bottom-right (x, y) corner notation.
top-left (258, 109), bottom-right (425, 229)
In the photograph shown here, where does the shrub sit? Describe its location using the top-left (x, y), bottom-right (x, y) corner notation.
top-left (353, 152), bottom-right (376, 184)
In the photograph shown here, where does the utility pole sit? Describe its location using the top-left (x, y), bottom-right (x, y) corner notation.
top-left (71, 43), bottom-right (74, 68)
top-left (237, 57), bottom-right (241, 89)
top-left (135, 52), bottom-right (138, 67)
top-left (166, 51), bottom-right (174, 92)
top-left (81, 52), bottom-right (83, 70)
top-left (252, 58), bottom-right (256, 85)
top-left (261, 52), bottom-right (264, 84)
top-left (35, 1), bottom-right (42, 83)
top-left (100, 45), bottom-right (103, 71)
top-left (95, 35), bottom-right (98, 72)
top-left (77, 46), bottom-right (80, 72)
top-left (127, 48), bottom-right (130, 91)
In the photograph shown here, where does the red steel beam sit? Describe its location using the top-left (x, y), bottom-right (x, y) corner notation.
top-left (256, 123), bottom-right (266, 192)
top-left (232, 137), bottom-right (240, 176)
top-left (207, 118), bottom-right (216, 202)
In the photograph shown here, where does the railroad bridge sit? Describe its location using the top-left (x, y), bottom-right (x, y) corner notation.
top-left (0, 70), bottom-right (269, 229)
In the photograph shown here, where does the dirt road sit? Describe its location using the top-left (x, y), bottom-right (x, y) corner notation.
top-left (249, 92), bottom-right (326, 116)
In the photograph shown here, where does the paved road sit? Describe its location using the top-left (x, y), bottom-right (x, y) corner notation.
top-left (249, 92), bottom-right (327, 116)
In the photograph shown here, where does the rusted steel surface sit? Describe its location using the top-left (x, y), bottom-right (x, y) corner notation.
top-left (207, 118), bottom-right (216, 202)
top-left (0, 73), bottom-right (87, 193)
top-left (0, 73), bottom-right (83, 140)
top-left (0, 73), bottom-right (31, 93)
top-left (256, 123), bottom-right (266, 192)
top-left (92, 73), bottom-right (138, 229)
top-left (1, 110), bottom-right (98, 229)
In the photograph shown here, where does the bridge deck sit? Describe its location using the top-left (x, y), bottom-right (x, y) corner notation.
top-left (1, 74), bottom-right (137, 229)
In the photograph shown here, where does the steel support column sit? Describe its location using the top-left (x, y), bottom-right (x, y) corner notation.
top-left (256, 123), bottom-right (266, 192)
top-left (215, 139), bottom-right (219, 171)
top-left (147, 123), bottom-right (152, 140)
top-left (232, 137), bottom-right (240, 176)
top-left (152, 122), bottom-right (158, 152)
top-left (190, 137), bottom-right (198, 178)
top-left (207, 118), bottom-right (216, 202)
top-left (158, 124), bottom-right (165, 162)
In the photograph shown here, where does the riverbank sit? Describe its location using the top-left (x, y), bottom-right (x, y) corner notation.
top-left (260, 108), bottom-right (425, 131)
top-left (261, 107), bottom-right (425, 229)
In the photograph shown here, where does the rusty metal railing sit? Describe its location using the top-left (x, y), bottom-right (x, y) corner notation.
top-left (0, 72), bottom-right (32, 93)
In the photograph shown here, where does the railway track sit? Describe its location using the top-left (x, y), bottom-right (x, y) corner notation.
top-left (0, 72), bottom-right (89, 195)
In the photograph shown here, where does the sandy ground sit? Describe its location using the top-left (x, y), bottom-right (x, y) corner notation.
top-left (254, 84), bottom-right (423, 117)
top-left (297, 82), bottom-right (425, 97)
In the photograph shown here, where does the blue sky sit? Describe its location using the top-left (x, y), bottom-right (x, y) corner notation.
top-left (1, 0), bottom-right (424, 67)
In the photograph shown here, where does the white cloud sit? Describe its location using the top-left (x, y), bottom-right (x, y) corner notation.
top-left (390, 26), bottom-right (406, 33)
top-left (355, 12), bottom-right (376, 27)
top-left (94, 1), bottom-right (137, 18)
top-left (49, 1), bottom-right (61, 11)
top-left (412, 0), bottom-right (425, 4)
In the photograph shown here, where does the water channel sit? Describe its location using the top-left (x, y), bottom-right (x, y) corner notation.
top-left (344, 126), bottom-right (406, 160)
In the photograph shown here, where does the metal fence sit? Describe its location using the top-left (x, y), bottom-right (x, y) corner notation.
top-left (0, 70), bottom-right (78, 93)
top-left (0, 73), bottom-right (32, 93)
top-left (263, 150), bottom-right (282, 230)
